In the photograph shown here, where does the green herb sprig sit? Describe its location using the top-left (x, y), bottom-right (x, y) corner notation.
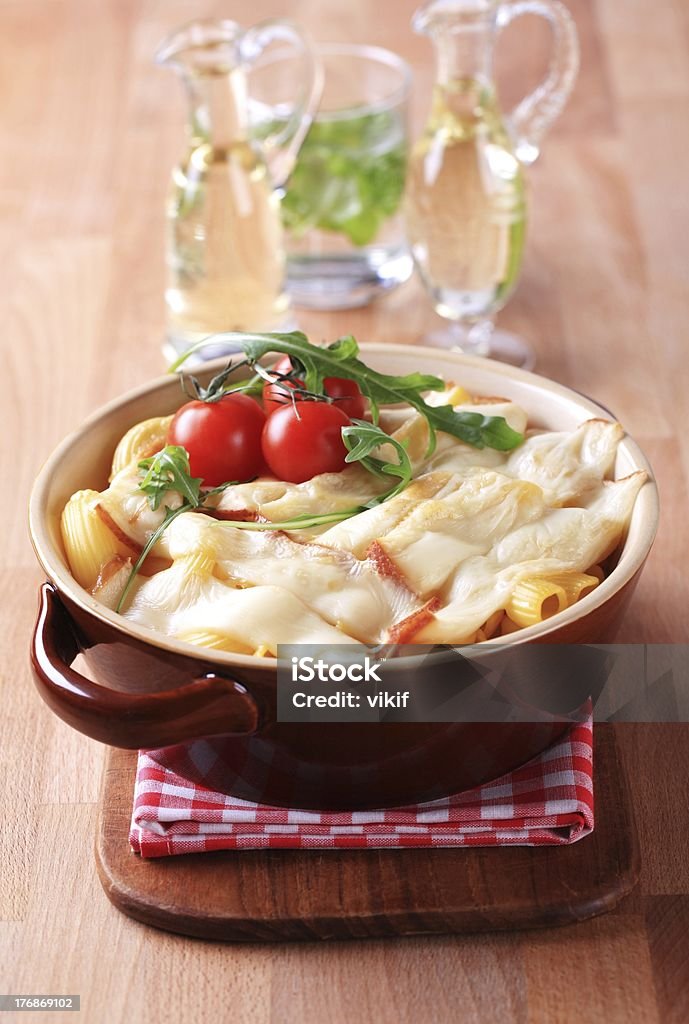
top-left (138, 445), bottom-right (203, 509)
top-left (342, 419), bottom-right (412, 504)
top-left (168, 331), bottom-right (523, 454)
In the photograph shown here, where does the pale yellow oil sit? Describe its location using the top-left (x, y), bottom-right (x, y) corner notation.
top-left (166, 138), bottom-right (290, 350)
top-left (405, 78), bottom-right (526, 320)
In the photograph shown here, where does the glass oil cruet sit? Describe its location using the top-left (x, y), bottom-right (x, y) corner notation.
top-left (155, 19), bottom-right (321, 358)
top-left (404, 0), bottom-right (579, 367)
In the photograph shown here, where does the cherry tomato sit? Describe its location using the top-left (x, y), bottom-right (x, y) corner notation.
top-left (262, 357), bottom-right (305, 417)
top-left (167, 394), bottom-right (266, 486)
top-left (271, 356), bottom-right (296, 375)
top-left (321, 376), bottom-right (367, 419)
top-left (262, 356), bottom-right (367, 420)
top-left (261, 402), bottom-right (351, 483)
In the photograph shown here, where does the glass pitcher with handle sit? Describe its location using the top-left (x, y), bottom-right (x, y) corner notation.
top-left (404, 0), bottom-right (579, 367)
top-left (156, 19), bottom-right (321, 359)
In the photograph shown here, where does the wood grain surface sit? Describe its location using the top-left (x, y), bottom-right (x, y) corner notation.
top-left (1, 0), bottom-right (688, 1021)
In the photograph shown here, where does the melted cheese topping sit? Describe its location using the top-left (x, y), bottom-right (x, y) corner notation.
top-left (414, 473), bottom-right (645, 643)
top-left (98, 465), bottom-right (181, 549)
top-left (85, 386), bottom-right (646, 650)
top-left (156, 514), bottom-right (420, 643)
top-left (125, 567), bottom-right (351, 654)
top-left (367, 471), bottom-right (546, 597)
top-left (504, 419), bottom-right (623, 505)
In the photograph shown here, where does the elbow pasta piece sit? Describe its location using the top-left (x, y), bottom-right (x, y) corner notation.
top-left (543, 570), bottom-right (601, 605)
top-left (505, 570), bottom-right (602, 629)
top-left (110, 415), bottom-right (173, 480)
top-left (61, 489), bottom-right (134, 591)
top-left (505, 578), bottom-right (568, 628)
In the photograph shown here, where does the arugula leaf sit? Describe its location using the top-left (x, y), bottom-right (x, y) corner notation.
top-left (138, 446), bottom-right (203, 510)
top-left (342, 420), bottom-right (412, 506)
top-left (170, 330), bottom-right (444, 400)
top-left (168, 331), bottom-right (524, 453)
top-left (424, 403), bottom-right (524, 452)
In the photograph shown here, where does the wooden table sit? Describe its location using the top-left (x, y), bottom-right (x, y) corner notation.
top-left (2, 0), bottom-right (688, 1020)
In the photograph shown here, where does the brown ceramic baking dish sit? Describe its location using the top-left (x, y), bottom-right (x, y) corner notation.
top-left (28, 345), bottom-right (658, 809)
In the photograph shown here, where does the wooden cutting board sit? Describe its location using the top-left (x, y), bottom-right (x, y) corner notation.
top-left (95, 725), bottom-right (639, 942)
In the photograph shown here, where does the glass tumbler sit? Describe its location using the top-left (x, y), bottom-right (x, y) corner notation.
top-left (270, 43), bottom-right (414, 310)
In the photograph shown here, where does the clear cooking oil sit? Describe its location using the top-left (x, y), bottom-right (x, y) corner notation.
top-left (404, 76), bottom-right (526, 321)
top-left (166, 133), bottom-right (290, 349)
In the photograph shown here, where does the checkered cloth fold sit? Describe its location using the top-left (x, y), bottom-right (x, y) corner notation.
top-left (129, 717), bottom-right (594, 857)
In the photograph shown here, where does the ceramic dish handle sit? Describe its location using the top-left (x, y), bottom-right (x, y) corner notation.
top-left (30, 583), bottom-right (260, 749)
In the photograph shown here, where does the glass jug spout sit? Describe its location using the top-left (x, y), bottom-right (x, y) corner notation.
top-left (412, 0), bottom-right (579, 164)
top-left (155, 21), bottom-right (251, 155)
top-left (155, 18), bottom-right (244, 75)
top-left (155, 17), bottom-right (322, 187)
top-left (412, 0), bottom-right (497, 86)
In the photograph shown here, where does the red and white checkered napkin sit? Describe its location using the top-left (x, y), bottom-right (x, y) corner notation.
top-left (130, 718), bottom-right (594, 858)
